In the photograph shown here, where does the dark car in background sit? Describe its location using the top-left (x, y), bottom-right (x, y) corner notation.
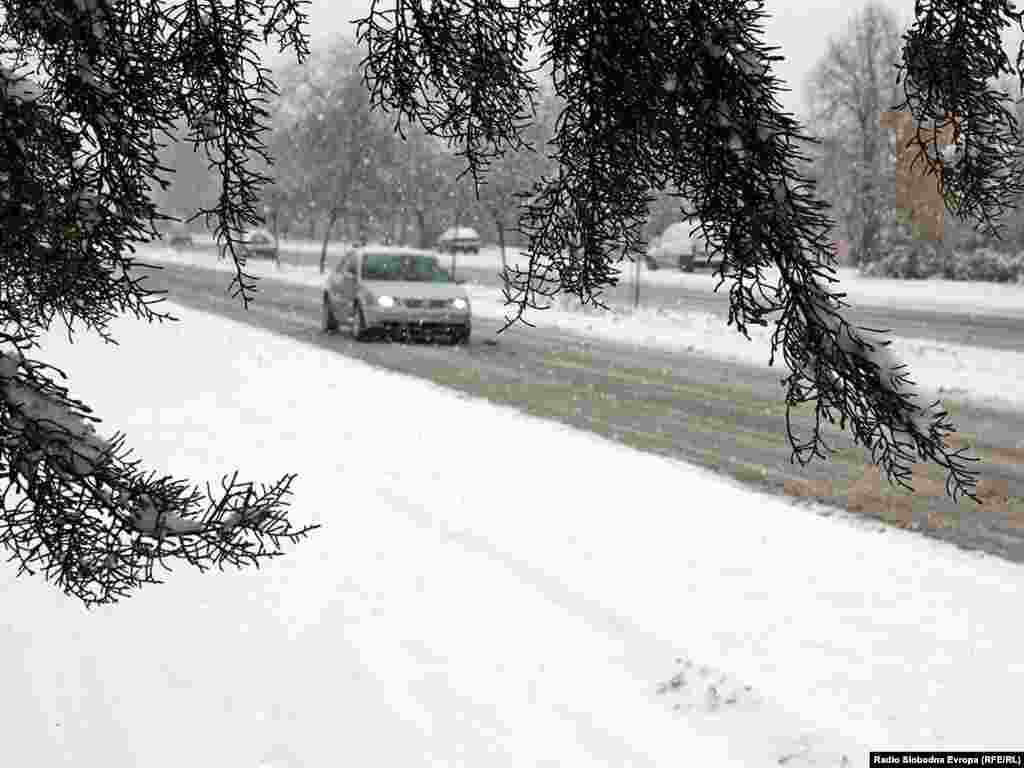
top-left (168, 231), bottom-right (193, 249)
top-left (161, 222), bottom-right (193, 249)
top-left (239, 228), bottom-right (279, 259)
top-left (322, 245), bottom-right (471, 344)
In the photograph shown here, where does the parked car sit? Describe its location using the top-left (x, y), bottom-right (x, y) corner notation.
top-left (437, 226), bottom-right (481, 254)
top-left (647, 222), bottom-right (725, 272)
top-left (239, 227), bottom-right (278, 259)
top-left (322, 245), bottom-right (471, 344)
top-left (162, 223), bottom-right (193, 249)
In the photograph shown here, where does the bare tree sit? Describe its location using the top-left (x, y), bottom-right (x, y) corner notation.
top-left (478, 75), bottom-right (561, 267)
top-left (0, 0), bottom-right (320, 606)
top-left (356, 0), bottom-right (1024, 505)
top-left (393, 121), bottom-right (463, 249)
top-left (802, 2), bottom-right (908, 268)
top-left (267, 37), bottom-right (399, 272)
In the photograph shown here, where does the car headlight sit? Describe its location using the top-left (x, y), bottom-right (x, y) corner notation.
top-left (451, 297), bottom-right (468, 310)
top-left (376, 295), bottom-right (397, 308)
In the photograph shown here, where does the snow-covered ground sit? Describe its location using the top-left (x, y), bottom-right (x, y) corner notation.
top-left (3, 298), bottom-right (1022, 767)
top-left (145, 243), bottom-right (1024, 415)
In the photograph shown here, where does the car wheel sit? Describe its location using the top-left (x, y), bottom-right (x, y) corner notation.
top-left (322, 293), bottom-right (339, 333)
top-left (352, 302), bottom-right (370, 342)
top-left (452, 326), bottom-right (471, 346)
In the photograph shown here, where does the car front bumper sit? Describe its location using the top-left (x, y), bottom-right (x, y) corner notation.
top-left (242, 246), bottom-right (278, 258)
top-left (363, 306), bottom-right (471, 337)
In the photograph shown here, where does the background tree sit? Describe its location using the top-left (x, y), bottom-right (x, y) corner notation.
top-left (253, 59), bottom-right (315, 244)
top-left (148, 117), bottom-right (222, 225)
top-left (477, 74), bottom-right (562, 267)
top-left (801, 1), bottom-right (907, 270)
top-left (800, 6), bottom-right (1024, 268)
top-left (355, 0), bottom-right (1024, 505)
top-left (386, 121), bottom-right (449, 247)
top-left (0, 0), bottom-right (319, 606)
top-left (940, 26), bottom-right (1024, 255)
top-left (275, 37), bottom-right (399, 272)
top-left (259, 32), bottom-right (561, 259)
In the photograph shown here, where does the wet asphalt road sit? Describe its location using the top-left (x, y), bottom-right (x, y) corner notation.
top-left (143, 258), bottom-right (1024, 564)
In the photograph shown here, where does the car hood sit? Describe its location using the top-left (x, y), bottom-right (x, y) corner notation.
top-left (360, 280), bottom-right (468, 300)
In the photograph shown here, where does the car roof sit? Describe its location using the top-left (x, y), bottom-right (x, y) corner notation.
top-left (438, 226), bottom-right (480, 240)
top-left (357, 246), bottom-right (440, 259)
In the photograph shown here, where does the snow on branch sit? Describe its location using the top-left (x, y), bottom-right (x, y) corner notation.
top-left (0, 346), bottom-right (316, 607)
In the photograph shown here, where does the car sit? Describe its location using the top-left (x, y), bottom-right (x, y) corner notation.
top-left (437, 226), bottom-right (481, 254)
top-left (647, 222), bottom-right (725, 272)
top-left (168, 230), bottom-right (193, 249)
top-left (239, 227), bottom-right (278, 259)
top-left (322, 245), bottom-right (472, 344)
top-left (160, 222), bottom-right (193, 249)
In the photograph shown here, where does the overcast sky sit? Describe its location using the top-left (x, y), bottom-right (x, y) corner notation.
top-left (261, 0), bottom-right (933, 122)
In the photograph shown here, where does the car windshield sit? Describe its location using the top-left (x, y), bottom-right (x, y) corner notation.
top-left (361, 252), bottom-right (454, 282)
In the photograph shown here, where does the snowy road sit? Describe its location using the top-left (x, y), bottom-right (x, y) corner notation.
top-left (142, 259), bottom-right (1024, 563)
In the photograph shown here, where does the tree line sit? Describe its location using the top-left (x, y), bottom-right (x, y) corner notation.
top-left (151, 3), bottom-right (1024, 276)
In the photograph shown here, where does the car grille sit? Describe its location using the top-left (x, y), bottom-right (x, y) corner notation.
top-left (381, 321), bottom-right (466, 337)
top-left (401, 299), bottom-right (449, 309)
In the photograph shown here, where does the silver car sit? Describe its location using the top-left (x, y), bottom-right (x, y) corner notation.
top-left (648, 222), bottom-right (725, 272)
top-left (322, 246), bottom-right (472, 344)
top-left (437, 226), bottom-right (481, 254)
top-left (239, 227), bottom-right (279, 259)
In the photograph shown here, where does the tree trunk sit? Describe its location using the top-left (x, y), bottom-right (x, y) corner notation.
top-left (492, 207), bottom-right (507, 274)
top-left (415, 207), bottom-right (428, 249)
top-left (449, 208), bottom-right (461, 278)
top-left (388, 211), bottom-right (397, 245)
top-left (319, 209), bottom-right (339, 275)
top-left (633, 248), bottom-right (641, 309)
top-left (360, 209), bottom-right (369, 243)
top-left (271, 209), bottom-right (280, 270)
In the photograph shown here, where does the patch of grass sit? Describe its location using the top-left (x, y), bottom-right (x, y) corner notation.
top-left (729, 461), bottom-right (771, 487)
top-left (545, 350), bottom-right (768, 408)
